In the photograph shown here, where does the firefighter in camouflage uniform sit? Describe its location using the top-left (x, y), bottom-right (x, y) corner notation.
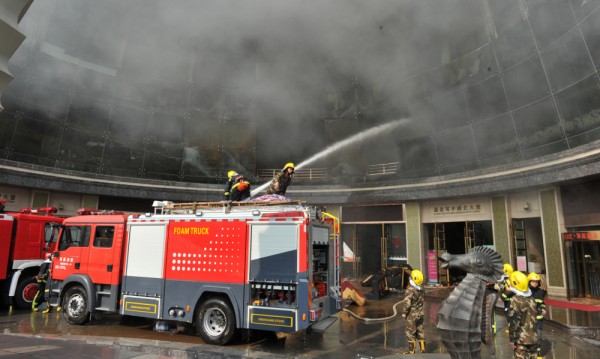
top-left (401, 269), bottom-right (426, 354)
top-left (528, 272), bottom-right (546, 359)
top-left (267, 162), bottom-right (294, 196)
top-left (508, 271), bottom-right (538, 359)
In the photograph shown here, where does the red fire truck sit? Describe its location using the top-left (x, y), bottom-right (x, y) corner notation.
top-left (0, 207), bottom-right (64, 309)
top-left (47, 201), bottom-right (341, 345)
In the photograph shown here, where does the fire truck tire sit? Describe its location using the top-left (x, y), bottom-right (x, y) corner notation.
top-left (196, 298), bottom-right (237, 345)
top-left (14, 275), bottom-right (39, 309)
top-left (62, 286), bottom-right (90, 325)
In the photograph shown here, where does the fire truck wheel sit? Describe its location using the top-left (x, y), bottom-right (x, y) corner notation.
top-left (14, 276), bottom-right (39, 309)
top-left (62, 286), bottom-right (90, 325)
top-left (196, 298), bottom-right (236, 345)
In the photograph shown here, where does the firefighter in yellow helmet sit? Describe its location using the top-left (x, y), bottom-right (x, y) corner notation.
top-left (503, 263), bottom-right (514, 277)
top-left (508, 271), bottom-right (538, 359)
top-left (230, 174), bottom-right (251, 201)
top-left (223, 170), bottom-right (239, 200)
top-left (528, 272), bottom-right (546, 359)
top-left (499, 263), bottom-right (516, 333)
top-left (267, 162), bottom-right (294, 196)
top-left (401, 269), bottom-right (426, 354)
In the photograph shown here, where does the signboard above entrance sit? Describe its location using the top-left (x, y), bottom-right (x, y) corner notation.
top-left (562, 231), bottom-right (600, 240)
top-left (433, 204), bottom-right (481, 216)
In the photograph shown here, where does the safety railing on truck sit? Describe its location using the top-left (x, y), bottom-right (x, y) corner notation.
top-left (321, 212), bottom-right (341, 302)
top-left (152, 200), bottom-right (307, 215)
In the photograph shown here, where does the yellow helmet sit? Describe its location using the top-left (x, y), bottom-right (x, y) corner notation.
top-left (510, 271), bottom-right (529, 292)
top-left (411, 269), bottom-right (424, 286)
top-left (227, 170), bottom-right (237, 179)
top-left (283, 162), bottom-right (295, 170)
top-left (527, 272), bottom-right (541, 282)
top-left (503, 263), bottom-right (514, 276)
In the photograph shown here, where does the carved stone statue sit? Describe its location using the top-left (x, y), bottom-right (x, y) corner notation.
top-left (436, 246), bottom-right (504, 359)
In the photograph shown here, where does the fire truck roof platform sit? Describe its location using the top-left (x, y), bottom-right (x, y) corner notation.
top-left (151, 200), bottom-right (314, 216)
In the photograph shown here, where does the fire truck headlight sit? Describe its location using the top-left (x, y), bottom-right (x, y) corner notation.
top-left (178, 309), bottom-right (185, 317)
top-left (168, 308), bottom-right (176, 317)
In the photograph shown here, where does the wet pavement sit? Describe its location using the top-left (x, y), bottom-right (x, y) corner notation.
top-left (1, 289), bottom-right (599, 358)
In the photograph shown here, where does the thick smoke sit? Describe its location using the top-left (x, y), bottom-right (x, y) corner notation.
top-left (11, 0), bottom-right (565, 176)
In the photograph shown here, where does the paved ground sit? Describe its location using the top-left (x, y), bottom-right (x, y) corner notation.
top-left (0, 292), bottom-right (599, 358)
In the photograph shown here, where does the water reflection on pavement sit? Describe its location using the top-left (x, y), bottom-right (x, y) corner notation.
top-left (0, 294), bottom-right (599, 358)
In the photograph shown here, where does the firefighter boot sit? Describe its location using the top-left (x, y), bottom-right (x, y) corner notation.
top-left (402, 340), bottom-right (416, 354)
top-left (419, 340), bottom-right (426, 353)
top-left (31, 291), bottom-right (41, 312)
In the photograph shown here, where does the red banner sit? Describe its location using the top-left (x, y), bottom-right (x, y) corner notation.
top-left (427, 250), bottom-right (438, 283)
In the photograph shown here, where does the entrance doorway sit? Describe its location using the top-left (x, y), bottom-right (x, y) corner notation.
top-left (511, 218), bottom-right (545, 273)
top-left (341, 223), bottom-right (407, 279)
top-left (565, 240), bottom-right (600, 299)
top-left (424, 221), bottom-right (493, 285)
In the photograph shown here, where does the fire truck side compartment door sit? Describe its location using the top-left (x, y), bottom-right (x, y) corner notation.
top-left (15, 219), bottom-right (45, 260)
top-left (0, 216), bottom-right (13, 280)
top-left (249, 224), bottom-right (298, 281)
top-left (121, 223), bottom-right (166, 319)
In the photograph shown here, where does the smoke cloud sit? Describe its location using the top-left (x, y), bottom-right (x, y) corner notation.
top-left (9, 0), bottom-right (583, 179)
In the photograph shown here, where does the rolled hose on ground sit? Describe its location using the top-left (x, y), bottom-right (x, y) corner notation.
top-left (341, 300), bottom-right (404, 322)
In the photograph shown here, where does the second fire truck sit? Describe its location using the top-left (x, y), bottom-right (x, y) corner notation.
top-left (0, 207), bottom-right (63, 309)
top-left (47, 201), bottom-right (341, 344)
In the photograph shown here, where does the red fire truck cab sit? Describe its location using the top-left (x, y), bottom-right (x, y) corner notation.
top-left (48, 201), bottom-right (341, 345)
top-left (0, 207), bottom-right (63, 309)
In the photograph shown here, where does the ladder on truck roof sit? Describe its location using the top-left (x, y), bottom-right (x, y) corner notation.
top-left (152, 200), bottom-right (306, 215)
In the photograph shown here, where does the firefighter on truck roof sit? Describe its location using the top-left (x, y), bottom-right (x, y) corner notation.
top-left (267, 162), bottom-right (294, 196)
top-left (223, 170), bottom-right (238, 200)
top-left (229, 174), bottom-right (251, 201)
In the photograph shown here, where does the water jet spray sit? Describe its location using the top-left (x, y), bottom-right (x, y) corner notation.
top-left (250, 118), bottom-right (408, 197)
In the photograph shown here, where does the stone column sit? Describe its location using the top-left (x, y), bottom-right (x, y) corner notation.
top-left (0, 0), bottom-right (33, 112)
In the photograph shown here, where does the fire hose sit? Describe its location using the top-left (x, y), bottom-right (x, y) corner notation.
top-left (341, 300), bottom-right (405, 322)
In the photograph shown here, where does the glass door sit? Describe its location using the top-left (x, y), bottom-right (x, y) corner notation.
top-left (381, 224), bottom-right (387, 270)
top-left (384, 223), bottom-right (407, 268)
top-left (566, 241), bottom-right (600, 299)
top-left (340, 223), bottom-right (407, 279)
top-left (434, 223), bottom-right (449, 285)
top-left (465, 221), bottom-right (474, 251)
top-left (340, 224), bottom-right (382, 278)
